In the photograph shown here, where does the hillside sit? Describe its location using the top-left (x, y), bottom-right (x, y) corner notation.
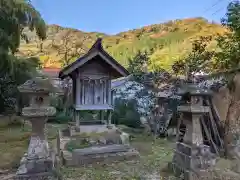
top-left (18, 17), bottom-right (227, 71)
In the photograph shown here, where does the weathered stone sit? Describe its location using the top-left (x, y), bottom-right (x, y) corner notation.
top-left (15, 77), bottom-right (59, 180)
top-left (171, 85), bottom-right (218, 180)
top-left (17, 157), bottom-right (53, 175)
top-left (58, 123), bottom-right (137, 167)
top-left (70, 148), bottom-right (139, 166)
top-left (72, 144), bottom-right (131, 156)
top-left (14, 172), bottom-right (57, 180)
top-left (120, 132), bottom-right (130, 145)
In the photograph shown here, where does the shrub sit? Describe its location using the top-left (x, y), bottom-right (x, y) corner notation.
top-left (112, 98), bottom-right (141, 128)
top-left (48, 112), bottom-right (72, 124)
top-left (65, 139), bottom-right (90, 152)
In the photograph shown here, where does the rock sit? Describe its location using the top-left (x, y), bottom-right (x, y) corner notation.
top-left (231, 159), bottom-right (240, 173)
top-left (120, 132), bottom-right (130, 145)
top-left (98, 137), bottom-right (107, 145)
top-left (102, 129), bottom-right (122, 144)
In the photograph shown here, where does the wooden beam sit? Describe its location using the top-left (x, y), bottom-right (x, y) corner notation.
top-left (201, 116), bottom-right (219, 155)
top-left (107, 110), bottom-right (112, 125)
top-left (108, 80), bottom-right (111, 105)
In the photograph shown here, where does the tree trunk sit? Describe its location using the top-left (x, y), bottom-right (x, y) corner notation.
top-left (224, 97), bottom-right (234, 157)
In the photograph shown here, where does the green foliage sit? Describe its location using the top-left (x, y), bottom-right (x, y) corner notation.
top-left (50, 94), bottom-right (64, 112)
top-left (0, 0), bottom-right (46, 113)
top-left (128, 50), bottom-right (150, 74)
top-left (213, 1), bottom-right (240, 71)
top-left (0, 0), bottom-right (46, 54)
top-left (48, 112), bottom-right (72, 124)
top-left (0, 56), bottom-right (40, 113)
top-left (172, 1), bottom-right (240, 77)
top-left (172, 36), bottom-right (214, 75)
top-left (66, 139), bottom-right (90, 152)
top-left (112, 98), bottom-right (141, 128)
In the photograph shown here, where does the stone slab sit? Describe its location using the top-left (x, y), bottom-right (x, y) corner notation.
top-left (71, 148), bottom-right (139, 167)
top-left (14, 172), bottom-right (57, 180)
top-left (72, 144), bottom-right (131, 156)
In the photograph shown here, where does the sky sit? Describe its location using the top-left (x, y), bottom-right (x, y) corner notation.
top-left (31, 0), bottom-right (232, 35)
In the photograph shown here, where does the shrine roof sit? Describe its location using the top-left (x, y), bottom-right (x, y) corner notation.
top-left (41, 67), bottom-right (61, 78)
top-left (18, 77), bottom-right (58, 93)
top-left (59, 38), bottom-right (129, 79)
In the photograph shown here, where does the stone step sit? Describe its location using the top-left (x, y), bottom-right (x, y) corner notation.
top-left (71, 149), bottom-right (139, 167)
top-left (61, 145), bottom-right (139, 167)
top-left (72, 144), bottom-right (131, 156)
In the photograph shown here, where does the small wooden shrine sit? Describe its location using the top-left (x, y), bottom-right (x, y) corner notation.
top-left (59, 38), bottom-right (129, 128)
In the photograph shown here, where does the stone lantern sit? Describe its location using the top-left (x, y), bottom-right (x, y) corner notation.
top-left (170, 84), bottom-right (217, 180)
top-left (15, 77), bottom-right (58, 180)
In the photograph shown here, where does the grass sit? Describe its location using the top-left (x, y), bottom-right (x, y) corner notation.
top-left (0, 116), bottom-right (30, 170)
top-left (0, 117), bottom-right (239, 180)
top-left (62, 136), bottom-right (175, 180)
top-left (62, 126), bottom-right (175, 180)
top-left (0, 117), bottom-right (175, 179)
top-left (0, 116), bottom-right (64, 170)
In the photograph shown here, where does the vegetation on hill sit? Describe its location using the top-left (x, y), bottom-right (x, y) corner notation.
top-left (18, 17), bottom-right (227, 70)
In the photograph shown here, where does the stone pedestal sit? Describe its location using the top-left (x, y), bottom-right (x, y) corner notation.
top-left (171, 143), bottom-right (217, 179)
top-left (15, 117), bottom-right (58, 180)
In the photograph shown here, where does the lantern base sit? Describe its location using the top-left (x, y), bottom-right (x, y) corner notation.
top-left (15, 153), bottom-right (59, 180)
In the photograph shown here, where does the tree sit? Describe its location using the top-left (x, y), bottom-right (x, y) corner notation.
top-left (171, 1), bottom-right (240, 157)
top-left (0, 0), bottom-right (46, 54)
top-left (172, 36), bottom-right (214, 77)
top-left (0, 0), bottom-right (46, 113)
top-left (0, 56), bottom-right (40, 113)
top-left (0, 0), bottom-right (46, 74)
top-left (213, 1), bottom-right (240, 157)
top-left (128, 50), bottom-right (149, 75)
top-left (51, 30), bottom-right (88, 67)
top-left (128, 51), bottom-right (181, 137)
top-left (214, 1), bottom-right (240, 71)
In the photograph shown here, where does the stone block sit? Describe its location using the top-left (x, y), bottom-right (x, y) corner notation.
top-left (71, 149), bottom-right (139, 166)
top-left (61, 128), bottom-right (70, 137)
top-left (176, 142), bottom-right (192, 155)
top-left (17, 156), bottom-right (54, 175)
top-left (72, 144), bottom-right (131, 156)
top-left (68, 145), bottom-right (139, 167)
top-left (14, 172), bottom-right (57, 180)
